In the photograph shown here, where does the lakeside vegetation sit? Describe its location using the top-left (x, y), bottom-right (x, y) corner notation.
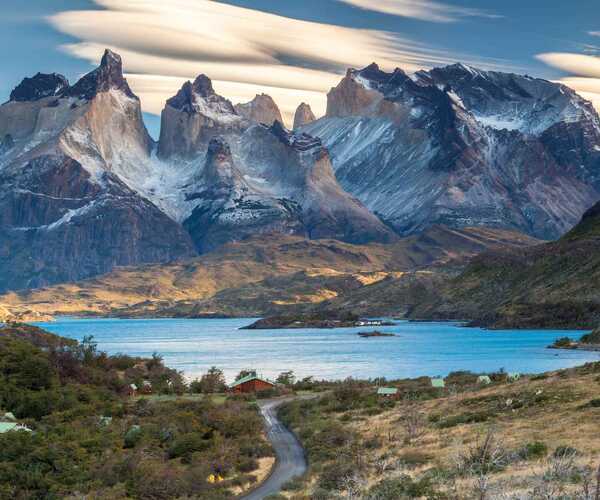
top-left (550, 328), bottom-right (600, 351)
top-left (4, 322), bottom-right (600, 499)
top-left (0, 324), bottom-right (274, 499)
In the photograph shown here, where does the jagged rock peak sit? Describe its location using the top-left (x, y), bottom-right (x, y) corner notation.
top-left (191, 74), bottom-right (215, 97)
top-left (234, 94), bottom-right (283, 125)
top-left (63, 49), bottom-right (136, 101)
top-left (293, 102), bottom-right (316, 129)
top-left (353, 63), bottom-right (409, 86)
top-left (269, 120), bottom-right (322, 153)
top-left (165, 74), bottom-right (236, 115)
top-left (9, 73), bottom-right (70, 102)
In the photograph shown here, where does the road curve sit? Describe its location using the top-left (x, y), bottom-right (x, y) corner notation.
top-left (241, 398), bottom-right (307, 500)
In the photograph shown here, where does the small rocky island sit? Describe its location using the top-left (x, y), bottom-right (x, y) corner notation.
top-left (242, 313), bottom-right (395, 330)
top-left (358, 331), bottom-right (396, 338)
top-left (549, 328), bottom-right (600, 351)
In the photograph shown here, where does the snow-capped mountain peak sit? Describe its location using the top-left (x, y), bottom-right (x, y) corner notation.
top-left (302, 61), bottom-right (600, 240)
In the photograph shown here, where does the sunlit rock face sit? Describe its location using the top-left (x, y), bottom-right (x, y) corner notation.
top-left (157, 75), bottom-right (248, 160)
top-left (0, 50), bottom-right (196, 292)
top-left (235, 94), bottom-right (283, 127)
top-left (293, 102), bottom-right (316, 129)
top-left (303, 62), bottom-right (600, 239)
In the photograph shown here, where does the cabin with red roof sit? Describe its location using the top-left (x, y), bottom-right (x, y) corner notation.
top-left (229, 374), bottom-right (275, 394)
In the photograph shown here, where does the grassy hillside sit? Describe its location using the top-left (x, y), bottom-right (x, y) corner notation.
top-left (407, 201), bottom-right (600, 329)
top-left (279, 362), bottom-right (600, 499)
top-left (1, 227), bottom-right (538, 319)
top-left (0, 324), bottom-right (273, 499)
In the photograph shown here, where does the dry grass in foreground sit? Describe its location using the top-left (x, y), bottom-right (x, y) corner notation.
top-left (279, 364), bottom-right (600, 499)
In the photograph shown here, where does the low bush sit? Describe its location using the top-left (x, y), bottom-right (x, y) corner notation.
top-left (458, 430), bottom-right (508, 475)
top-left (437, 411), bottom-right (491, 428)
top-left (367, 474), bottom-right (440, 499)
top-left (281, 475), bottom-right (305, 491)
top-left (552, 337), bottom-right (575, 348)
top-left (318, 459), bottom-right (363, 491)
top-left (398, 450), bottom-right (433, 468)
top-left (518, 441), bottom-right (548, 460)
top-left (237, 457), bottom-right (259, 473)
top-left (553, 445), bottom-right (579, 458)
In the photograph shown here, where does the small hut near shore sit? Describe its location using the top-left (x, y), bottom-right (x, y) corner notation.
top-left (377, 387), bottom-right (399, 398)
top-left (229, 374), bottom-right (275, 394)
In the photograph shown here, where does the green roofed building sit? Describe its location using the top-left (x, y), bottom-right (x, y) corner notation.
top-left (507, 373), bottom-right (521, 382)
top-left (377, 387), bottom-right (398, 397)
top-left (431, 378), bottom-right (445, 388)
top-left (0, 422), bottom-right (31, 434)
top-left (478, 375), bottom-right (492, 385)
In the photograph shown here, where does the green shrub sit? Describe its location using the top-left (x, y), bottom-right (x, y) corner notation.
top-left (518, 441), bottom-right (548, 460)
top-left (367, 475), bottom-right (439, 499)
top-left (437, 411), bottom-right (491, 428)
top-left (552, 337), bottom-right (575, 348)
top-left (318, 460), bottom-right (356, 491)
top-left (237, 457), bottom-right (259, 473)
top-left (167, 432), bottom-right (210, 458)
top-left (281, 475), bottom-right (305, 491)
top-left (398, 450), bottom-right (433, 468)
top-left (124, 425), bottom-right (142, 448)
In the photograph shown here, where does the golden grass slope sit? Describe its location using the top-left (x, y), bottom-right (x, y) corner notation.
top-left (1, 227), bottom-right (539, 318)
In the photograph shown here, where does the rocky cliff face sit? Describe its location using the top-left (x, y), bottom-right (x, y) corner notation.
top-left (0, 50), bottom-right (196, 292)
top-left (182, 121), bottom-right (396, 252)
top-left (293, 103), bottom-right (316, 129)
top-left (182, 136), bottom-right (304, 252)
top-left (157, 75), bottom-right (247, 159)
top-left (234, 94), bottom-right (283, 126)
top-left (303, 63), bottom-right (600, 239)
top-left (155, 75), bottom-right (395, 251)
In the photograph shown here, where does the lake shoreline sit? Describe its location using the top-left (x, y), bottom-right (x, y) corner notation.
top-left (33, 317), bottom-right (600, 383)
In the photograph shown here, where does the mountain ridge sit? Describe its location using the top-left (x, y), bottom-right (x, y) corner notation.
top-left (302, 61), bottom-right (600, 240)
top-left (3, 50), bottom-right (600, 295)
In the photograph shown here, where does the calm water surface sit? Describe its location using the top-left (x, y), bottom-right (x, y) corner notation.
top-left (36, 318), bottom-right (598, 383)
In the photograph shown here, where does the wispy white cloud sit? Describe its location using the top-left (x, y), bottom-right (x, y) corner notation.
top-left (589, 31), bottom-right (600, 37)
top-left (536, 52), bottom-right (600, 78)
top-left (48, 0), bottom-right (508, 125)
top-left (537, 52), bottom-right (600, 112)
top-left (337, 0), bottom-right (500, 23)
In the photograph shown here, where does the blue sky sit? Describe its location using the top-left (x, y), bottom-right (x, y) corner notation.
top-left (2, 0), bottom-right (600, 137)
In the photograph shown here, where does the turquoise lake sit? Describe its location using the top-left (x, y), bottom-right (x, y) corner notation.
top-left (36, 318), bottom-right (598, 383)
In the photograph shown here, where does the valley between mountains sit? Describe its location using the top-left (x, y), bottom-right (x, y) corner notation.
top-left (2, 49), bottom-right (600, 327)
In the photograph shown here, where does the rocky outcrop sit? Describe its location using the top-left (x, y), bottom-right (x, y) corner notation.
top-left (183, 121), bottom-right (396, 252)
top-left (63, 49), bottom-right (137, 101)
top-left (183, 137), bottom-right (305, 252)
top-left (235, 94), bottom-right (283, 126)
top-left (9, 73), bottom-right (70, 102)
top-left (157, 75), bottom-right (246, 159)
top-left (234, 122), bottom-right (396, 244)
top-left (303, 62), bottom-right (600, 240)
top-left (293, 103), bottom-right (316, 129)
top-left (0, 50), bottom-right (196, 292)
